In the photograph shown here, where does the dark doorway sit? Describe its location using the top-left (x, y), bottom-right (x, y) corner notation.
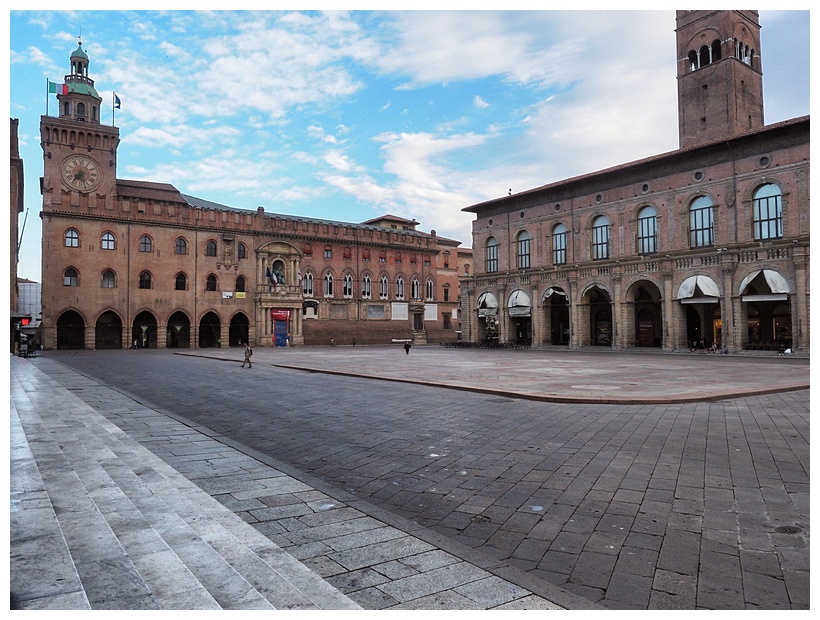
top-left (95, 310), bottom-right (122, 349)
top-left (57, 310), bottom-right (85, 349)
top-left (166, 311), bottom-right (191, 349)
top-left (229, 312), bottom-right (250, 347)
top-left (132, 311), bottom-right (158, 349)
top-left (199, 312), bottom-right (221, 348)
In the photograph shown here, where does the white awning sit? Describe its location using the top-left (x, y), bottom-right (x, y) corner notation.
top-left (738, 269), bottom-right (790, 296)
top-left (678, 275), bottom-right (720, 300)
top-left (476, 292), bottom-right (498, 317)
top-left (544, 287), bottom-right (567, 299)
top-left (508, 290), bottom-right (532, 317)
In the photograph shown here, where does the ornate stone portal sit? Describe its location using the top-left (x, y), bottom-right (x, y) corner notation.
top-left (255, 241), bottom-right (304, 346)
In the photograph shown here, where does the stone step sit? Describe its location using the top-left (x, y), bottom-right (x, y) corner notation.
top-left (9, 360), bottom-right (360, 610)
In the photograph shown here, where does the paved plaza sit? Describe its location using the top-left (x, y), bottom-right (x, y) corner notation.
top-left (9, 346), bottom-right (810, 609)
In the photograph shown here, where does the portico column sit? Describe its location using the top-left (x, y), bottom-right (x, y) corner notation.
top-left (721, 265), bottom-right (735, 352)
top-left (662, 271), bottom-right (674, 351)
top-left (793, 257), bottom-right (808, 351)
top-left (569, 279), bottom-right (580, 349)
top-left (612, 275), bottom-right (622, 349)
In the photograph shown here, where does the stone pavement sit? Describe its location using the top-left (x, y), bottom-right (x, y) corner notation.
top-left (9, 346), bottom-right (810, 609)
top-left (9, 355), bottom-right (570, 610)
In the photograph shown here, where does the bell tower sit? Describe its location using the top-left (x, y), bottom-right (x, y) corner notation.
top-left (676, 11), bottom-right (764, 149)
top-left (40, 38), bottom-right (119, 208)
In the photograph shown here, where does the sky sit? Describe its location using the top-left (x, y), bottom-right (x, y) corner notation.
top-left (6, 5), bottom-right (812, 283)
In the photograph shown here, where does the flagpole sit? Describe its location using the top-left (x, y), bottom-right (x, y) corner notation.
top-left (112, 91), bottom-right (116, 126)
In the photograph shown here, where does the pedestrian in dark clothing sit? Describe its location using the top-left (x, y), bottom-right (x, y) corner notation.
top-left (352, 338), bottom-right (356, 347)
top-left (404, 341), bottom-right (411, 355)
top-left (241, 342), bottom-right (253, 368)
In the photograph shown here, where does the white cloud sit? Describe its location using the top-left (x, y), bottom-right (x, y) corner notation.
top-left (474, 95), bottom-right (490, 109)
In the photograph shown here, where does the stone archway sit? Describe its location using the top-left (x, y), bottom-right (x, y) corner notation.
top-left (581, 286), bottom-right (612, 347)
top-left (95, 310), bottom-right (122, 349)
top-left (198, 311), bottom-right (221, 348)
top-left (132, 311), bottom-right (158, 349)
top-left (625, 281), bottom-right (663, 348)
top-left (166, 311), bottom-right (191, 349)
top-left (542, 287), bottom-right (570, 345)
top-left (229, 312), bottom-right (250, 347)
top-left (57, 309), bottom-right (85, 350)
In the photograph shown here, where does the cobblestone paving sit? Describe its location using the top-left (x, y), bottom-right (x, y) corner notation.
top-left (48, 348), bottom-right (810, 609)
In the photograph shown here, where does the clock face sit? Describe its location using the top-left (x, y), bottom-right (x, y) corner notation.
top-left (61, 155), bottom-right (101, 192)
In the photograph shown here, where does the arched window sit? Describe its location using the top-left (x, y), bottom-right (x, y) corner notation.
top-left (362, 275), bottom-right (372, 299)
top-left (410, 254), bottom-right (417, 265)
top-left (236, 276), bottom-right (246, 293)
top-left (64, 267), bottom-right (79, 287)
top-left (752, 184), bottom-right (782, 240)
top-left (396, 277), bottom-right (405, 300)
top-left (206, 274), bottom-right (217, 291)
top-left (689, 196), bottom-right (714, 248)
top-left (552, 224), bottom-right (567, 265)
top-left (411, 278), bottom-right (420, 299)
top-left (138, 271), bottom-right (152, 289)
top-left (205, 240), bottom-right (217, 257)
top-left (637, 206), bottom-right (658, 255)
top-left (175, 237), bottom-right (187, 255)
top-left (324, 246), bottom-right (332, 259)
top-left (303, 272), bottom-right (314, 296)
top-left (343, 247), bottom-right (352, 259)
top-left (102, 269), bottom-right (116, 288)
top-left (379, 251), bottom-right (387, 263)
top-left (175, 272), bottom-right (187, 291)
top-left (425, 278), bottom-right (434, 300)
top-left (139, 235), bottom-right (153, 253)
top-left (343, 274), bottom-right (354, 298)
top-left (516, 230), bottom-right (531, 269)
top-left (592, 215), bottom-right (610, 260)
top-left (238, 243), bottom-right (246, 259)
top-left (65, 228), bottom-right (80, 248)
top-left (101, 231), bottom-right (115, 250)
top-left (379, 276), bottom-right (389, 299)
top-left (77, 102), bottom-right (86, 120)
top-left (323, 273), bottom-right (334, 297)
top-left (362, 249), bottom-right (371, 261)
top-left (486, 236), bottom-right (499, 273)
top-left (303, 243), bottom-right (313, 256)
top-left (395, 252), bottom-right (402, 264)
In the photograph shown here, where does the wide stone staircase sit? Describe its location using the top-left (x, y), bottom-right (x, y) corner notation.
top-left (9, 357), bottom-right (360, 610)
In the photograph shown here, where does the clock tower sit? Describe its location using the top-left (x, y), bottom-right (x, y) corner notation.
top-left (40, 39), bottom-right (119, 209)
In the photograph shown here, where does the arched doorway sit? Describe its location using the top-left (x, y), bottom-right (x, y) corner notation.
top-left (229, 312), bottom-right (250, 347)
top-left (475, 292), bottom-right (499, 344)
top-left (542, 287), bottom-right (570, 345)
top-left (166, 311), bottom-right (191, 349)
top-left (199, 311), bottom-right (221, 348)
top-left (678, 275), bottom-right (721, 349)
top-left (739, 269), bottom-right (792, 350)
top-left (628, 282), bottom-right (662, 348)
top-left (507, 290), bottom-right (532, 345)
top-left (57, 310), bottom-right (85, 349)
top-left (132, 311), bottom-right (158, 349)
top-left (95, 310), bottom-right (122, 349)
top-left (584, 286), bottom-right (612, 346)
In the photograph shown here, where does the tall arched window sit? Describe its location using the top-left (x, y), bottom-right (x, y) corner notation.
top-left (205, 240), bottom-right (217, 257)
top-left (101, 231), bottom-right (115, 250)
top-left (689, 196), bottom-right (714, 248)
top-left (175, 272), bottom-right (187, 291)
top-left (175, 237), bottom-right (187, 255)
top-left (379, 276), bottom-right (389, 299)
top-left (236, 276), bottom-right (246, 293)
top-left (637, 206), bottom-right (658, 255)
top-left (592, 215), bottom-right (610, 260)
top-left (425, 278), bottom-right (434, 300)
top-left (102, 269), bottom-right (116, 288)
top-left (343, 274), bottom-right (354, 298)
top-left (139, 235), bottom-right (153, 253)
top-left (486, 236), bottom-right (499, 273)
top-left (411, 278), bottom-right (420, 300)
top-left (516, 230), bottom-right (531, 269)
top-left (64, 267), bottom-right (79, 287)
top-left (323, 273), bottom-right (334, 297)
top-left (65, 228), bottom-right (80, 248)
top-left (362, 275), bottom-right (372, 299)
top-left (552, 224), bottom-right (567, 265)
top-left (303, 272), bottom-right (314, 296)
top-left (396, 277), bottom-right (405, 300)
top-left (139, 271), bottom-right (152, 289)
top-left (238, 243), bottom-right (247, 259)
top-left (205, 274), bottom-right (217, 291)
top-left (752, 184), bottom-right (782, 240)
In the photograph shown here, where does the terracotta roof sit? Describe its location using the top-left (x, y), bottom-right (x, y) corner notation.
top-left (117, 179), bottom-right (188, 204)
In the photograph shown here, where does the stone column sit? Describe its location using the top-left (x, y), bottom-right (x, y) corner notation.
top-left (793, 256), bottom-right (808, 351)
top-left (612, 275), bottom-right (622, 349)
top-left (662, 271), bottom-right (674, 351)
top-left (721, 265), bottom-right (735, 352)
top-left (569, 279), bottom-right (580, 349)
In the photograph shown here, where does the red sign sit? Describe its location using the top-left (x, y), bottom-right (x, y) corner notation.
top-left (270, 309), bottom-right (291, 321)
top-left (20, 318), bottom-right (30, 326)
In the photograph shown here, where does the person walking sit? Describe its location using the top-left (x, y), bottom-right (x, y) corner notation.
top-left (404, 341), bottom-right (411, 355)
top-left (241, 341), bottom-right (253, 368)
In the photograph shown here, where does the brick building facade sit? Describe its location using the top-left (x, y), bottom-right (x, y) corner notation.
top-left (461, 11), bottom-right (809, 353)
top-left (38, 40), bottom-right (467, 350)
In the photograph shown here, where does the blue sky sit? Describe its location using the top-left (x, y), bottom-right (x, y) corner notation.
top-left (7, 6), bottom-right (811, 283)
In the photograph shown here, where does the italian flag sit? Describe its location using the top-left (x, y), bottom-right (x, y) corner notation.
top-left (48, 81), bottom-right (68, 95)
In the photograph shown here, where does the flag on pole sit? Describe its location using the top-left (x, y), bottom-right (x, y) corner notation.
top-left (114, 93), bottom-right (121, 109)
top-left (48, 81), bottom-right (68, 95)
top-left (266, 266), bottom-right (276, 286)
